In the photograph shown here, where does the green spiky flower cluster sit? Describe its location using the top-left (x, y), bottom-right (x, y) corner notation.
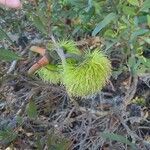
top-left (63, 50), bottom-right (111, 97)
top-left (37, 64), bottom-right (62, 84)
top-left (36, 40), bottom-right (111, 97)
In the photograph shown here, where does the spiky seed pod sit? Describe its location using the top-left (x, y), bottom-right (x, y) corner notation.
top-left (63, 50), bottom-right (111, 97)
top-left (33, 40), bottom-right (81, 84)
top-left (37, 64), bottom-right (62, 84)
top-left (59, 40), bottom-right (81, 55)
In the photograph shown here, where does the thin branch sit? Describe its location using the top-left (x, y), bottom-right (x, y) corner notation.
top-left (50, 35), bottom-right (66, 67)
top-left (123, 75), bottom-right (138, 106)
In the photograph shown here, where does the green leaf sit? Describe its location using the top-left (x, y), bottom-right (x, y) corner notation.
top-left (130, 29), bottom-right (149, 42)
top-left (140, 0), bottom-right (150, 12)
top-left (0, 28), bottom-right (13, 43)
top-left (127, 0), bottom-right (139, 7)
top-left (104, 29), bottom-right (116, 38)
top-left (0, 129), bottom-right (17, 144)
top-left (137, 65), bottom-right (147, 74)
top-left (92, 13), bottom-right (117, 36)
top-left (32, 15), bottom-right (47, 35)
top-left (26, 100), bottom-right (38, 119)
top-left (128, 56), bottom-right (137, 75)
top-left (123, 6), bottom-right (136, 16)
top-left (105, 40), bottom-right (117, 51)
top-left (55, 139), bottom-right (70, 150)
top-left (101, 132), bottom-right (137, 150)
top-left (47, 133), bottom-right (70, 150)
top-left (135, 15), bottom-right (148, 25)
top-left (35, 134), bottom-right (44, 150)
top-left (0, 48), bottom-right (21, 61)
top-left (141, 58), bottom-right (150, 68)
top-left (143, 38), bottom-right (150, 44)
top-left (147, 15), bottom-right (150, 27)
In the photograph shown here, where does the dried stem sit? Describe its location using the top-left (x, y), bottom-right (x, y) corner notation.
top-left (124, 75), bottom-right (138, 106)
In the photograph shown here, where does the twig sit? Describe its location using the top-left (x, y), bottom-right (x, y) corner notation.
top-left (16, 92), bottom-right (34, 116)
top-left (138, 73), bottom-right (150, 88)
top-left (7, 60), bottom-right (17, 74)
top-left (63, 106), bottom-right (76, 124)
top-left (120, 117), bottom-right (141, 145)
top-left (70, 97), bottom-right (110, 116)
top-left (50, 35), bottom-right (66, 67)
top-left (14, 87), bottom-right (40, 117)
top-left (119, 116), bottom-right (150, 149)
top-left (123, 75), bottom-right (138, 106)
top-left (79, 106), bottom-right (110, 116)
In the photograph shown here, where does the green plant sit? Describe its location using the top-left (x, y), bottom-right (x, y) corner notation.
top-left (27, 0), bottom-right (150, 97)
top-left (46, 133), bottom-right (71, 150)
top-left (0, 48), bottom-right (21, 61)
top-left (26, 100), bottom-right (38, 119)
top-left (0, 128), bottom-right (17, 145)
top-left (27, 0), bottom-right (149, 78)
top-left (101, 132), bottom-right (137, 150)
top-left (0, 0), bottom-right (149, 149)
top-left (35, 40), bottom-right (111, 97)
top-left (132, 97), bottom-right (146, 107)
top-left (35, 130), bottom-right (72, 150)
